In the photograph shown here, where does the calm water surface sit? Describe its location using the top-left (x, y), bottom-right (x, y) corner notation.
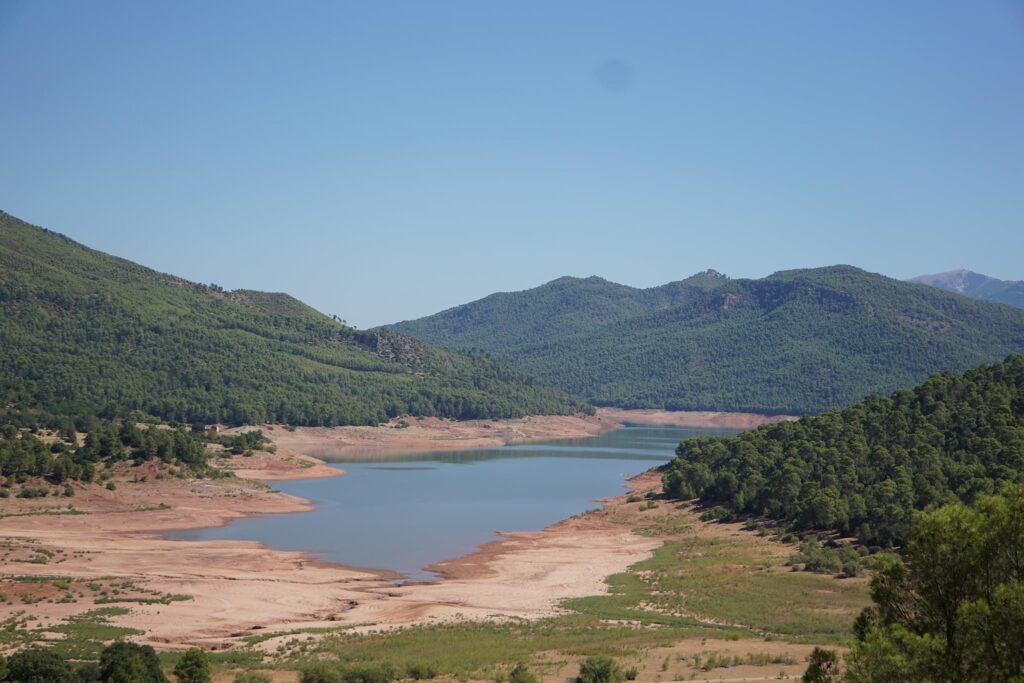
top-left (171, 425), bottom-right (734, 580)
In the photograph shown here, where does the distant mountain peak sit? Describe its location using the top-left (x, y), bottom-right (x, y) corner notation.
top-left (911, 269), bottom-right (972, 292)
top-left (911, 269), bottom-right (1024, 309)
top-left (692, 268), bottom-right (727, 279)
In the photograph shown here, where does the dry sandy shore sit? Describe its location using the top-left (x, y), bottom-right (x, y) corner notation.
top-left (238, 412), bottom-right (621, 461)
top-left (595, 407), bottom-right (798, 430)
top-left (0, 409), bottom-right (763, 650)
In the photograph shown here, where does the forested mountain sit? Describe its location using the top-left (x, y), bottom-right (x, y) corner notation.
top-left (392, 267), bottom-right (1024, 414)
top-left (0, 211), bottom-right (589, 426)
top-left (663, 355), bottom-right (1024, 547)
top-left (392, 270), bottom-right (729, 355)
top-left (911, 268), bottom-right (1024, 308)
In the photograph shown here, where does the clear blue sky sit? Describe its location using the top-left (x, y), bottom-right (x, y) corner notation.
top-left (2, 1), bottom-right (1022, 327)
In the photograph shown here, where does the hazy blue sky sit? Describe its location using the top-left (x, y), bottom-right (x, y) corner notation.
top-left (2, 1), bottom-right (1022, 327)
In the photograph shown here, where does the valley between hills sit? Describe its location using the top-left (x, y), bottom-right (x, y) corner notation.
top-left (0, 410), bottom-right (861, 683)
top-left (1, 210), bottom-right (1022, 682)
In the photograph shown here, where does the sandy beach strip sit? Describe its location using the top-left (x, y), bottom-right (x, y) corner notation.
top-left (595, 407), bottom-right (798, 430)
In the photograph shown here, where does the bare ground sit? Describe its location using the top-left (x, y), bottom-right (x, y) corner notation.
top-left (1, 407), bottom-right (822, 669)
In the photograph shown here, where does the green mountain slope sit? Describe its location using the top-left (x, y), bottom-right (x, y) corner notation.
top-left (911, 268), bottom-right (1024, 308)
top-left (392, 270), bottom-right (729, 356)
top-left (391, 266), bottom-right (1024, 414)
top-left (0, 211), bottom-right (589, 426)
top-left (663, 354), bottom-right (1024, 546)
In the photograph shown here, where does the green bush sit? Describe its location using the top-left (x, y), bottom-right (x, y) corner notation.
top-left (341, 662), bottom-right (399, 683)
top-left (405, 663), bottom-right (438, 680)
top-left (7, 647), bottom-right (76, 682)
top-left (99, 641), bottom-right (168, 682)
top-left (173, 647), bottom-right (211, 683)
top-left (234, 673), bottom-right (273, 683)
top-left (699, 506), bottom-right (736, 523)
top-left (301, 662), bottom-right (399, 683)
top-left (576, 655), bottom-right (624, 683)
top-left (801, 647), bottom-right (840, 682)
top-left (76, 662), bottom-right (102, 682)
top-left (301, 663), bottom-right (342, 683)
top-left (508, 663), bottom-right (539, 683)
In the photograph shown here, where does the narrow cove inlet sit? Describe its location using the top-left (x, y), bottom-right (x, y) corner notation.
top-left (171, 425), bottom-right (736, 580)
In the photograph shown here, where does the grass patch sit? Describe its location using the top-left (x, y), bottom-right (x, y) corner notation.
top-left (274, 503), bottom-right (867, 679)
top-left (0, 607), bottom-right (142, 660)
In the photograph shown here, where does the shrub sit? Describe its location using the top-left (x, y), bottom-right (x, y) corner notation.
top-left (301, 663), bottom-right (399, 683)
top-left (76, 661), bottom-right (102, 682)
top-left (99, 641), bottom-right (168, 682)
top-left (576, 655), bottom-right (624, 683)
top-left (699, 506), bottom-right (736, 523)
top-left (801, 647), bottom-right (840, 682)
top-left (840, 560), bottom-right (861, 578)
top-left (106, 481), bottom-right (117, 491)
top-left (301, 664), bottom-right (341, 683)
top-left (173, 647), bottom-right (212, 683)
top-left (7, 647), bottom-right (76, 682)
top-left (234, 673), bottom-right (273, 683)
top-left (405, 663), bottom-right (438, 680)
top-left (340, 662), bottom-right (399, 683)
top-left (508, 663), bottom-right (539, 683)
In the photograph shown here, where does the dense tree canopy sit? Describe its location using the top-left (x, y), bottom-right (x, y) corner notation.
top-left (663, 355), bottom-right (1024, 546)
top-left (0, 211), bottom-right (588, 426)
top-left (844, 487), bottom-right (1024, 682)
top-left (394, 267), bottom-right (1024, 414)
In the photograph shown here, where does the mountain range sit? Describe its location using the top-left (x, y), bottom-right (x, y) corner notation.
top-left (391, 267), bottom-right (1024, 415)
top-left (910, 269), bottom-right (1024, 309)
top-left (0, 211), bottom-right (589, 426)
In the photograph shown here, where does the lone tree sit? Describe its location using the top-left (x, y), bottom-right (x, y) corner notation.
top-left (802, 647), bottom-right (840, 683)
top-left (173, 647), bottom-right (212, 683)
top-left (100, 641), bottom-right (168, 683)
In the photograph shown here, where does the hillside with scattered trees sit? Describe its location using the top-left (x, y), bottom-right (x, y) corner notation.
top-left (0, 211), bottom-right (589, 427)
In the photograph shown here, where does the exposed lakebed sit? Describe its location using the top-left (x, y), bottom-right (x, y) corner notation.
top-left (171, 425), bottom-right (735, 580)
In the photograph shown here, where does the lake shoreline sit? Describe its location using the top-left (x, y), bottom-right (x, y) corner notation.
top-left (0, 409), bottom-right (769, 650)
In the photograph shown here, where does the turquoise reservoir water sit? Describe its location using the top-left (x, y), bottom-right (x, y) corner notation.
top-left (171, 425), bottom-right (734, 580)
